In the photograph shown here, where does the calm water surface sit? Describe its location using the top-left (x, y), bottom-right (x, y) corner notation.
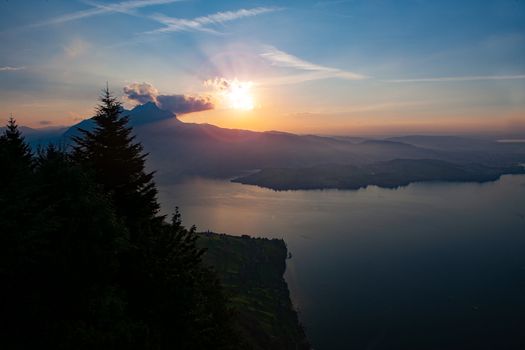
top-left (158, 175), bottom-right (525, 350)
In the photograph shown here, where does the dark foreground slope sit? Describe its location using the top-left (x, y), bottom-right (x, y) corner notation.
top-left (232, 159), bottom-right (525, 190)
top-left (198, 233), bottom-right (310, 350)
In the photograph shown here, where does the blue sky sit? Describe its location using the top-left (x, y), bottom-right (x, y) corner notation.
top-left (0, 0), bottom-right (524, 135)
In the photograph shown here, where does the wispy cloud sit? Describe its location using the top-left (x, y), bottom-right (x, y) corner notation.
top-left (387, 74), bottom-right (525, 83)
top-left (146, 7), bottom-right (281, 34)
top-left (29, 0), bottom-right (182, 28)
top-left (0, 66), bottom-right (25, 71)
top-left (260, 46), bottom-right (367, 81)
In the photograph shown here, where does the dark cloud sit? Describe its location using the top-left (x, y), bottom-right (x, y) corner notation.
top-left (123, 82), bottom-right (214, 114)
top-left (39, 120), bottom-right (52, 126)
top-left (156, 95), bottom-right (214, 114)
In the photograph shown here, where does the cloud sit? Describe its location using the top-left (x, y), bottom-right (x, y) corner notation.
top-left (29, 0), bottom-right (182, 28)
top-left (260, 46), bottom-right (367, 80)
top-left (259, 46), bottom-right (525, 85)
top-left (146, 7), bottom-right (281, 34)
top-left (123, 82), bottom-right (214, 114)
top-left (204, 77), bottom-right (236, 91)
top-left (39, 120), bottom-right (53, 126)
top-left (123, 82), bottom-right (158, 104)
top-left (0, 66), bottom-right (25, 71)
top-left (204, 77), bottom-right (254, 97)
top-left (156, 95), bottom-right (214, 114)
top-left (386, 74), bottom-right (525, 83)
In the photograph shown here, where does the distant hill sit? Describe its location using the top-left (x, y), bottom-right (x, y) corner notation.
top-left (135, 119), bottom-right (449, 182)
top-left (9, 102), bottom-right (525, 184)
top-left (387, 135), bottom-right (498, 151)
top-left (57, 103), bottom-right (445, 180)
top-left (0, 125), bottom-right (67, 147)
top-left (232, 159), bottom-right (525, 191)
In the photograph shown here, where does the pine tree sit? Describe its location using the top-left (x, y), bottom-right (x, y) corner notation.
top-left (68, 87), bottom-right (242, 349)
top-left (139, 209), bottom-right (242, 349)
top-left (72, 88), bottom-right (160, 232)
top-left (1, 144), bottom-right (134, 349)
top-left (0, 117), bottom-right (33, 184)
top-left (0, 118), bottom-right (33, 252)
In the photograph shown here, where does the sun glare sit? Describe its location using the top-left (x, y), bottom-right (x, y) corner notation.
top-left (224, 80), bottom-right (254, 111)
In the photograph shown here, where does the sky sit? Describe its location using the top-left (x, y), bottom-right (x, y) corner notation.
top-left (0, 0), bottom-right (524, 135)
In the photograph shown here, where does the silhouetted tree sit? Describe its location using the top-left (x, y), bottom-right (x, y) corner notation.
top-left (138, 209), bottom-right (241, 349)
top-left (0, 118), bottom-right (34, 308)
top-left (0, 117), bottom-right (32, 184)
top-left (0, 144), bottom-right (136, 349)
top-left (70, 88), bottom-right (242, 349)
top-left (72, 88), bottom-right (159, 235)
top-left (1, 92), bottom-right (243, 350)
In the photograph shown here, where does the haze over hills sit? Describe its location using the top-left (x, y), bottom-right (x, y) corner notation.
top-left (10, 102), bottom-right (525, 188)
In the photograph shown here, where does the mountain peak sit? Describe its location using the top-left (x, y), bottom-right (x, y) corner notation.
top-left (128, 102), bottom-right (177, 126)
top-left (131, 101), bottom-right (161, 113)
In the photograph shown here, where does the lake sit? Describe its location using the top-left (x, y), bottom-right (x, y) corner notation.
top-left (158, 175), bottom-right (525, 350)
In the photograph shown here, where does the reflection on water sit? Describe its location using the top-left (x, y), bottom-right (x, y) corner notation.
top-left (158, 175), bottom-right (525, 350)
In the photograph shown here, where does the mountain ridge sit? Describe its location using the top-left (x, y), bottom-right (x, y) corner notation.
top-left (7, 102), bottom-right (525, 184)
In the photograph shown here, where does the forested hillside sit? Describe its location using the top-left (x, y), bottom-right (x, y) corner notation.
top-left (0, 89), bottom-right (307, 349)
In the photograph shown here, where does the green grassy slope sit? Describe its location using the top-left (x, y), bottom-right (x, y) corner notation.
top-left (199, 232), bottom-right (310, 350)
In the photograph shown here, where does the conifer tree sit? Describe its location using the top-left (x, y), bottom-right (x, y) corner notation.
top-left (0, 117), bottom-right (32, 183)
top-left (66, 87), bottom-right (242, 349)
top-left (0, 117), bottom-right (33, 253)
top-left (72, 88), bottom-right (159, 232)
top-left (137, 209), bottom-right (241, 349)
top-left (1, 144), bottom-right (134, 349)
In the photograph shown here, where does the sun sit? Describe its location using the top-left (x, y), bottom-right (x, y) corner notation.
top-left (224, 80), bottom-right (254, 111)
top-left (204, 77), bottom-right (256, 111)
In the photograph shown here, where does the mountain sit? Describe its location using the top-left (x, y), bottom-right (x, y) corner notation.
top-left (387, 135), bottom-right (525, 166)
top-left (56, 102), bottom-right (443, 181)
top-left (387, 135), bottom-right (495, 150)
top-left (134, 117), bottom-right (447, 182)
top-left (0, 125), bottom-right (68, 147)
top-left (117, 106), bottom-right (525, 182)
top-left (12, 102), bottom-right (525, 185)
top-left (62, 101), bottom-right (177, 140)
